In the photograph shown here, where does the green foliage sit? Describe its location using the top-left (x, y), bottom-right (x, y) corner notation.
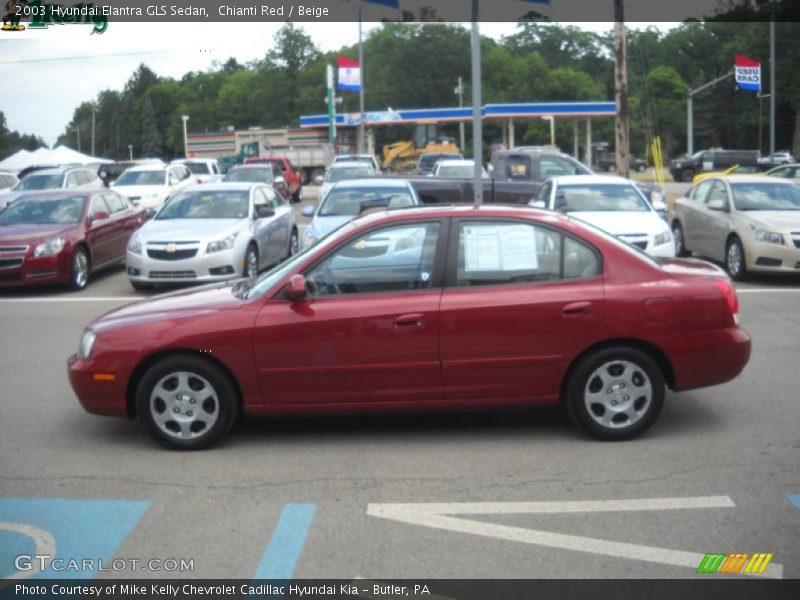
top-left (139, 97), bottom-right (162, 158)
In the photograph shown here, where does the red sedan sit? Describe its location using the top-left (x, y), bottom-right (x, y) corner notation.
top-left (0, 190), bottom-right (146, 289)
top-left (68, 205), bottom-right (750, 450)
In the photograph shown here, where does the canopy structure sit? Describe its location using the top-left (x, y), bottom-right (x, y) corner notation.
top-left (0, 145), bottom-right (112, 174)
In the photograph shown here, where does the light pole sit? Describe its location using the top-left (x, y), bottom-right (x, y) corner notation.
top-left (455, 77), bottom-right (465, 152)
top-left (90, 102), bottom-right (96, 157)
top-left (128, 144), bottom-right (133, 161)
top-left (181, 115), bottom-right (190, 158)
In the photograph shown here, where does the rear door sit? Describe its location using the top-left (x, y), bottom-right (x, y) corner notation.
top-left (85, 194), bottom-right (115, 267)
top-left (439, 218), bottom-right (605, 403)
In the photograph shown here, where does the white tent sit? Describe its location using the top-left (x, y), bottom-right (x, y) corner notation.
top-left (0, 149), bottom-right (33, 172)
top-left (0, 145), bottom-right (112, 174)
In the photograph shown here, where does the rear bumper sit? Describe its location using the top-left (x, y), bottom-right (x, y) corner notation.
top-left (668, 326), bottom-right (751, 391)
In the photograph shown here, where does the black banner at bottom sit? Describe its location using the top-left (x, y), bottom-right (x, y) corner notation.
top-left (2, 579), bottom-right (800, 600)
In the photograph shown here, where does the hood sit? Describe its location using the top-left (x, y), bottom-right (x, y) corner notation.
top-left (137, 218), bottom-right (244, 242)
top-left (113, 185), bottom-right (168, 199)
top-left (742, 211), bottom-right (800, 231)
top-left (89, 281), bottom-right (246, 332)
top-left (307, 214), bottom-right (354, 240)
top-left (568, 211), bottom-right (667, 236)
top-left (0, 223), bottom-right (76, 245)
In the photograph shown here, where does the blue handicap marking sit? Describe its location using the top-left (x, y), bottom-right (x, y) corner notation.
top-left (0, 498), bottom-right (150, 579)
top-left (788, 494), bottom-right (800, 509)
top-left (253, 503), bottom-right (316, 580)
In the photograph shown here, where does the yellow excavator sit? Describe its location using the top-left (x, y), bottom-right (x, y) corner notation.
top-left (382, 124), bottom-right (460, 172)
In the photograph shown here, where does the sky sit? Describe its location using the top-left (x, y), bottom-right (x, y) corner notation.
top-left (0, 21), bottom-right (671, 152)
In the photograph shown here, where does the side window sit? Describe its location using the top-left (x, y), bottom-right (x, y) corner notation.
top-left (253, 187), bottom-right (268, 211)
top-left (456, 221), bottom-right (561, 286)
top-left (707, 181), bottom-right (728, 205)
top-left (692, 180), bottom-right (714, 203)
top-left (505, 155), bottom-right (531, 180)
top-left (103, 192), bottom-right (127, 214)
top-left (263, 186), bottom-right (283, 207)
top-left (80, 170), bottom-right (95, 185)
top-left (563, 237), bottom-right (601, 280)
top-left (168, 169), bottom-right (180, 186)
top-left (536, 181), bottom-right (552, 206)
top-left (89, 195), bottom-right (110, 218)
top-left (65, 173), bottom-right (80, 188)
top-left (539, 156), bottom-right (582, 179)
top-left (305, 222), bottom-right (440, 296)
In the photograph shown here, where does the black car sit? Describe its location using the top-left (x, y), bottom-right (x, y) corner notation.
top-left (669, 149), bottom-right (759, 183)
top-left (97, 162), bottom-right (136, 187)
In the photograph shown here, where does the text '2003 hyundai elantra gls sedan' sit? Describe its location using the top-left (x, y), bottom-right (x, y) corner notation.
top-left (69, 205), bottom-right (751, 450)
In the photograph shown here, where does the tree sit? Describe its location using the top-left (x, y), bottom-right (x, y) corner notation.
top-left (139, 97), bottom-right (161, 157)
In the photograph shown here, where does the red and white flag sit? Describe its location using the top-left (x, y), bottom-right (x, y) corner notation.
top-left (735, 54), bottom-right (761, 92)
top-left (337, 56), bottom-right (361, 92)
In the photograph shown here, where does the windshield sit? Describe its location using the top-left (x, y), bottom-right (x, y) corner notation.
top-left (559, 183), bottom-right (650, 212)
top-left (325, 166), bottom-right (374, 183)
top-left (730, 182), bottom-right (800, 211)
top-left (224, 168), bottom-right (271, 183)
top-left (0, 196), bottom-right (84, 225)
top-left (319, 187), bottom-right (415, 216)
top-left (182, 162), bottom-right (211, 175)
top-left (156, 189), bottom-right (250, 220)
top-left (115, 170), bottom-right (166, 186)
top-left (14, 173), bottom-right (63, 191)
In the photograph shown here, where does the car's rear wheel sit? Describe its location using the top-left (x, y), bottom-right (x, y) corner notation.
top-left (291, 187), bottom-right (302, 204)
top-left (136, 355), bottom-right (238, 450)
top-left (636, 163), bottom-right (647, 173)
top-left (68, 247), bottom-right (89, 291)
top-left (726, 236), bottom-right (746, 281)
top-left (672, 221), bottom-right (689, 257)
top-left (244, 245), bottom-right (258, 279)
top-left (566, 346), bottom-right (664, 441)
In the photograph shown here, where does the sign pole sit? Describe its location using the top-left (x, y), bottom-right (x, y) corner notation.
top-left (326, 65), bottom-right (336, 146)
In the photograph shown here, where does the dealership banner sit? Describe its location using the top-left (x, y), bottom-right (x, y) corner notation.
top-left (735, 54), bottom-right (761, 92)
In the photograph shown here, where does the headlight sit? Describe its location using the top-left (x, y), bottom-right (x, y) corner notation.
top-left (207, 233), bottom-right (238, 254)
top-left (751, 226), bottom-right (783, 245)
top-left (144, 192), bottom-right (161, 200)
top-left (128, 234), bottom-right (142, 254)
top-left (654, 230), bottom-right (672, 246)
top-left (78, 330), bottom-right (96, 360)
top-left (33, 237), bottom-right (65, 257)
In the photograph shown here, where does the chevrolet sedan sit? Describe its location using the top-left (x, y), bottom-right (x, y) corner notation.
top-left (69, 205), bottom-right (750, 450)
top-left (671, 176), bottom-right (800, 279)
top-left (0, 190), bottom-right (145, 289)
top-left (126, 183), bottom-right (297, 290)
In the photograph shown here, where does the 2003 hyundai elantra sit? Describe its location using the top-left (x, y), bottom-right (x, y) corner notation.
top-left (68, 205), bottom-right (751, 450)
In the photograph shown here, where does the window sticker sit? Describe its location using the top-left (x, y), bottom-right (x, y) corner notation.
top-left (463, 224), bottom-right (538, 272)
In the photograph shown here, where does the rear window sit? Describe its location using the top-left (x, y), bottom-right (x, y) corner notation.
top-left (182, 162), bottom-right (211, 175)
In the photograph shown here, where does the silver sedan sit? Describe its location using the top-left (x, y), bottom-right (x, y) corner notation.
top-left (126, 183), bottom-right (298, 290)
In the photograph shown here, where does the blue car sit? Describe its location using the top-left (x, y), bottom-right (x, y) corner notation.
top-left (301, 178), bottom-right (420, 249)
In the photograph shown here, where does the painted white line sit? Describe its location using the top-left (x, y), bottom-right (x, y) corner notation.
top-left (367, 497), bottom-right (782, 579)
top-left (737, 288), bottom-right (800, 294)
top-left (0, 297), bottom-right (141, 303)
top-left (0, 521), bottom-right (56, 581)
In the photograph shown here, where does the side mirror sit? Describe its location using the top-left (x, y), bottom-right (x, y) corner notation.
top-left (91, 210), bottom-right (110, 222)
top-left (284, 274), bottom-right (307, 302)
top-left (707, 198), bottom-right (728, 212)
top-left (255, 204), bottom-right (275, 218)
top-left (530, 200), bottom-right (546, 209)
top-left (554, 192), bottom-right (568, 212)
top-left (301, 205), bottom-right (314, 217)
top-left (145, 208), bottom-right (157, 220)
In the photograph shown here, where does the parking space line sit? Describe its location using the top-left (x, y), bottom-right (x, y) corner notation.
top-left (788, 494), bottom-right (800, 509)
top-left (736, 288), bottom-right (800, 294)
top-left (253, 503), bottom-right (316, 580)
top-left (0, 297), bottom-right (142, 303)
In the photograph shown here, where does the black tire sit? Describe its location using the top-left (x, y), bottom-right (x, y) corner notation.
top-left (136, 355), bottom-right (238, 450)
top-left (310, 168), bottom-right (325, 185)
top-left (671, 221), bottom-right (689, 257)
top-left (636, 163), bottom-right (647, 173)
top-left (725, 236), bottom-right (747, 281)
top-left (68, 247), bottom-right (90, 291)
top-left (243, 244), bottom-right (258, 279)
top-left (287, 229), bottom-right (299, 258)
top-left (566, 346), bottom-right (665, 441)
top-left (130, 280), bottom-right (153, 292)
top-left (681, 169), bottom-right (695, 183)
top-left (298, 169), bottom-right (309, 185)
top-left (291, 187), bottom-right (302, 204)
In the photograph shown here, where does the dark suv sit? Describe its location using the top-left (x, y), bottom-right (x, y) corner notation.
top-left (669, 149), bottom-right (758, 182)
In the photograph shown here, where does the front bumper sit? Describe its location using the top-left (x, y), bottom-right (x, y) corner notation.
top-left (745, 238), bottom-right (800, 274)
top-left (127, 247), bottom-right (244, 284)
top-left (0, 251), bottom-right (68, 287)
top-left (68, 353), bottom-right (129, 417)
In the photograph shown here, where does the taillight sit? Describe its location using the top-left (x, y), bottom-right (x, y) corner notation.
top-left (715, 278), bottom-right (739, 324)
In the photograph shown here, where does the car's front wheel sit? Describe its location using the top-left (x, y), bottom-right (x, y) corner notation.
top-left (672, 221), bottom-right (689, 257)
top-left (726, 236), bottom-right (747, 281)
top-left (244, 245), bottom-right (258, 279)
top-left (287, 230), bottom-right (299, 258)
top-left (136, 355), bottom-right (238, 450)
top-left (566, 346), bottom-right (664, 441)
top-left (68, 247), bottom-right (90, 291)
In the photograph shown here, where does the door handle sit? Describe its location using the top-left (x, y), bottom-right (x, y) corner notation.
top-left (562, 301), bottom-right (591, 316)
top-left (394, 313), bottom-right (424, 328)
